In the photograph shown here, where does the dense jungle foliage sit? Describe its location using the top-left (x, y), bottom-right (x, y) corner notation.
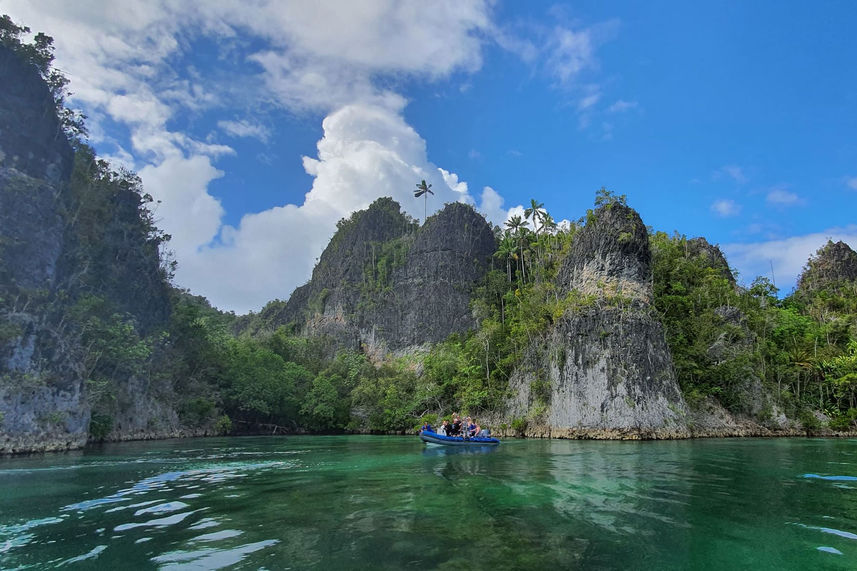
top-left (3, 16), bottom-right (856, 439)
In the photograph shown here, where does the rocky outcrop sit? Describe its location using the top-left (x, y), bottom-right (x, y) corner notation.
top-left (0, 45), bottom-right (86, 453)
top-left (363, 202), bottom-right (497, 350)
top-left (506, 203), bottom-right (689, 438)
top-left (686, 237), bottom-right (735, 285)
top-left (797, 240), bottom-right (857, 294)
top-left (253, 199), bottom-right (496, 354)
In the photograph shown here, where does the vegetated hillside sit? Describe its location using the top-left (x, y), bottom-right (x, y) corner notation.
top-left (3, 15), bottom-right (856, 453)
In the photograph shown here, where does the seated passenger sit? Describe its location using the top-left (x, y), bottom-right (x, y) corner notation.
top-left (472, 421), bottom-right (482, 438)
top-left (450, 416), bottom-right (462, 436)
top-left (479, 426), bottom-right (491, 438)
top-left (438, 419), bottom-right (450, 436)
top-left (420, 421), bottom-right (434, 433)
top-left (465, 417), bottom-right (476, 438)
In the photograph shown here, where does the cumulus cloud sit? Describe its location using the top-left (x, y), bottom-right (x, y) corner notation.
top-left (711, 199), bottom-right (741, 217)
top-left (138, 156), bottom-right (226, 259)
top-left (218, 119), bottom-right (271, 142)
top-left (607, 99), bottom-right (637, 113)
top-left (766, 188), bottom-right (801, 206)
top-left (722, 226), bottom-right (857, 291)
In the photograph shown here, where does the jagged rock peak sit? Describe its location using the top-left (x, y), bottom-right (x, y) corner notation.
top-left (559, 202), bottom-right (652, 304)
top-left (315, 196), bottom-right (416, 284)
top-left (413, 202), bottom-right (495, 255)
top-left (797, 240), bottom-right (857, 293)
top-left (0, 46), bottom-right (73, 183)
top-left (686, 237), bottom-right (735, 285)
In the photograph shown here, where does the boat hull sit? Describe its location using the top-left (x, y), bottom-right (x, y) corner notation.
top-left (419, 431), bottom-right (500, 446)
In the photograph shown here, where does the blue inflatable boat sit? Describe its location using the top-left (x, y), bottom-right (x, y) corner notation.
top-left (419, 430), bottom-right (500, 446)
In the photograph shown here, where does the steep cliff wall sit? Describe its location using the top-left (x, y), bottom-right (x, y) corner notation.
top-left (506, 203), bottom-right (689, 438)
top-left (362, 202), bottom-right (497, 350)
top-left (252, 199), bottom-right (496, 354)
top-left (0, 45), bottom-right (87, 452)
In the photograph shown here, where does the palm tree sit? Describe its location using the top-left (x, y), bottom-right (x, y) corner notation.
top-left (414, 180), bottom-right (434, 224)
top-left (541, 212), bottom-right (558, 257)
top-left (495, 235), bottom-right (517, 284)
top-left (504, 215), bottom-right (528, 283)
top-left (524, 199), bottom-right (545, 235)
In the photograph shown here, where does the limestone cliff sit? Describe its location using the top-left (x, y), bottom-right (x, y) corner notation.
top-left (249, 199), bottom-right (497, 354)
top-left (0, 44), bottom-right (182, 453)
top-left (797, 240), bottom-right (857, 295)
top-left (506, 203), bottom-right (690, 438)
top-left (0, 45), bottom-right (86, 452)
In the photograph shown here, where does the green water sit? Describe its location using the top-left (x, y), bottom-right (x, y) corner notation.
top-left (1, 437), bottom-right (856, 569)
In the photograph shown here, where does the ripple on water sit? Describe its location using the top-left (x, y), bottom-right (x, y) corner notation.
top-left (187, 518), bottom-right (221, 531)
top-left (134, 501), bottom-right (189, 516)
top-left (792, 522), bottom-right (857, 541)
top-left (59, 544), bottom-right (107, 565)
top-left (818, 546), bottom-right (843, 555)
top-left (150, 539), bottom-right (279, 569)
top-left (802, 473), bottom-right (857, 481)
top-left (114, 510), bottom-right (198, 532)
top-left (190, 529), bottom-right (244, 542)
top-left (0, 516), bottom-right (65, 554)
top-left (61, 461), bottom-right (288, 513)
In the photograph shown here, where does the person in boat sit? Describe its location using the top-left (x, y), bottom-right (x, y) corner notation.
top-left (450, 415), bottom-right (462, 436)
top-left (438, 419), bottom-right (450, 436)
top-left (465, 417), bottom-right (477, 438)
top-left (472, 420), bottom-right (483, 438)
top-left (420, 421), bottom-right (434, 433)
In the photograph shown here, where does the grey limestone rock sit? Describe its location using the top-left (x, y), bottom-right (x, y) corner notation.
top-left (0, 46), bottom-right (87, 452)
top-left (260, 198), bottom-right (496, 354)
top-left (507, 203), bottom-right (689, 438)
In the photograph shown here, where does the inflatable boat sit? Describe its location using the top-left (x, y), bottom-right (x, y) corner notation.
top-left (419, 430), bottom-right (500, 446)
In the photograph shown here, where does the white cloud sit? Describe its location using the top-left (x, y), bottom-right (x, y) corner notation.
top-left (218, 119), bottom-right (271, 142)
top-left (846, 176), bottom-right (857, 191)
top-left (578, 91), bottom-right (601, 111)
top-left (766, 189), bottom-right (800, 206)
top-left (546, 26), bottom-right (595, 84)
top-left (722, 226), bottom-right (857, 291)
top-left (711, 199), bottom-right (741, 217)
top-left (607, 99), bottom-right (637, 113)
top-left (138, 156), bottom-right (225, 258)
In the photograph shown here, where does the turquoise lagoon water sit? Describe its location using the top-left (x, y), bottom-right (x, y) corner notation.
top-left (1, 436), bottom-right (856, 569)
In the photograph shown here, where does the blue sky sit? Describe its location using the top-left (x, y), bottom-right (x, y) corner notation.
top-left (7, 1), bottom-right (857, 313)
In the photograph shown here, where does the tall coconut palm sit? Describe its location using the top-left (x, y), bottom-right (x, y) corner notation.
top-left (414, 179), bottom-right (434, 224)
top-left (524, 199), bottom-right (545, 235)
top-left (504, 214), bottom-right (528, 283)
top-left (495, 235), bottom-right (517, 284)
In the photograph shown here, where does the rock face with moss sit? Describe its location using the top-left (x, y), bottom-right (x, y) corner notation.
top-left (252, 199), bottom-right (496, 354)
top-left (0, 45), bottom-right (87, 452)
top-left (797, 240), bottom-right (857, 295)
top-left (0, 44), bottom-right (181, 453)
top-left (507, 203), bottom-right (689, 438)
